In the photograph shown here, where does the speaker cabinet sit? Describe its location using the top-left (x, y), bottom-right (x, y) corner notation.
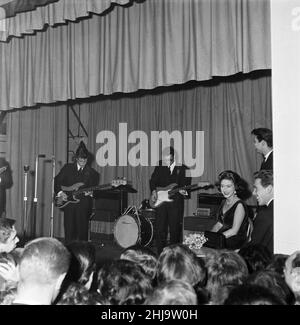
top-left (89, 190), bottom-right (128, 244)
top-left (183, 193), bottom-right (223, 240)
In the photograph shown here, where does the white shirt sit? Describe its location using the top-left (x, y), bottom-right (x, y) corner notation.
top-left (267, 198), bottom-right (273, 207)
top-left (169, 161), bottom-right (175, 174)
top-left (264, 150), bottom-right (273, 161)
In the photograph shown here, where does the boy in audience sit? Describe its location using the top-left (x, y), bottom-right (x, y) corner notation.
top-left (13, 237), bottom-right (70, 305)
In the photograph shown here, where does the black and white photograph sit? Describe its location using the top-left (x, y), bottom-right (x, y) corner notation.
top-left (0, 0), bottom-right (299, 309)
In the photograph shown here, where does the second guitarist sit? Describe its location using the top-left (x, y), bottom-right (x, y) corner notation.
top-left (54, 141), bottom-right (99, 243)
top-left (149, 147), bottom-right (191, 254)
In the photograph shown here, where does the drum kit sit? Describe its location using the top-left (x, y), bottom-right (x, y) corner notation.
top-left (113, 204), bottom-right (157, 249)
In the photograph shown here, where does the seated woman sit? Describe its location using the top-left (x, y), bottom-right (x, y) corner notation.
top-left (211, 170), bottom-right (250, 250)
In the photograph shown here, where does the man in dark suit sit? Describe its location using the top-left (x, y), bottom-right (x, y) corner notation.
top-left (0, 158), bottom-right (13, 216)
top-left (54, 142), bottom-right (99, 243)
top-left (251, 128), bottom-right (273, 171)
top-left (150, 147), bottom-right (191, 254)
top-left (250, 170), bottom-right (274, 254)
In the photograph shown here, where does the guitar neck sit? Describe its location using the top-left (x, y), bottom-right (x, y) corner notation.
top-left (168, 184), bottom-right (197, 196)
top-left (75, 183), bottom-right (111, 195)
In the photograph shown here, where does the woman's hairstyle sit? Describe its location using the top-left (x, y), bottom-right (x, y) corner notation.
top-left (144, 280), bottom-right (197, 305)
top-left (266, 254), bottom-right (289, 277)
top-left (205, 250), bottom-right (248, 304)
top-left (239, 244), bottom-right (272, 274)
top-left (120, 245), bottom-right (158, 280)
top-left (247, 270), bottom-right (295, 305)
top-left (216, 170), bottom-right (251, 200)
top-left (66, 241), bottom-right (96, 286)
top-left (97, 259), bottom-right (153, 305)
top-left (57, 282), bottom-right (104, 305)
top-left (157, 244), bottom-right (206, 287)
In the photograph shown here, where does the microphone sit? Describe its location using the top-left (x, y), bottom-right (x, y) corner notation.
top-left (38, 154), bottom-right (46, 158)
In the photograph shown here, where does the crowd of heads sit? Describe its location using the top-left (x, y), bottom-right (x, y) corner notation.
top-left (0, 216), bottom-right (299, 306)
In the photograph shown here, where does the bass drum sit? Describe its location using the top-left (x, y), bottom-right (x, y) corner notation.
top-left (114, 213), bottom-right (153, 249)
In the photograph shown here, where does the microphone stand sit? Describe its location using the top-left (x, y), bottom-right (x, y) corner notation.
top-left (33, 154), bottom-right (45, 238)
top-left (23, 165), bottom-right (30, 239)
top-left (50, 156), bottom-right (55, 238)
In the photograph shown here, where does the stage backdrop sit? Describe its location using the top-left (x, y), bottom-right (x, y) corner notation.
top-left (5, 71), bottom-right (272, 238)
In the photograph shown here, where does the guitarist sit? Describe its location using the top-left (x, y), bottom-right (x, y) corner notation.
top-left (54, 142), bottom-right (99, 243)
top-left (0, 157), bottom-right (13, 216)
top-left (150, 147), bottom-right (191, 254)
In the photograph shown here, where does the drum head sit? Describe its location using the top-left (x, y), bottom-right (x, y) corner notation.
top-left (114, 214), bottom-right (139, 248)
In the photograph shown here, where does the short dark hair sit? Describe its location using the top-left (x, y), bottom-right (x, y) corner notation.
top-left (0, 218), bottom-right (15, 244)
top-left (224, 284), bottom-right (285, 305)
top-left (251, 128), bottom-right (273, 147)
top-left (75, 141), bottom-right (89, 159)
top-left (254, 170), bottom-right (273, 187)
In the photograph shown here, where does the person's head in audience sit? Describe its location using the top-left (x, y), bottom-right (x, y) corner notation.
top-left (0, 253), bottom-right (19, 292)
top-left (247, 270), bottom-right (294, 305)
top-left (157, 244), bottom-right (206, 287)
top-left (284, 251), bottom-right (300, 303)
top-left (66, 241), bottom-right (96, 290)
top-left (216, 170), bottom-right (251, 200)
top-left (57, 282), bottom-right (103, 305)
top-left (120, 245), bottom-right (158, 281)
top-left (251, 128), bottom-right (273, 156)
top-left (14, 237), bottom-right (71, 305)
top-left (239, 244), bottom-right (272, 274)
top-left (0, 285), bottom-right (17, 305)
top-left (253, 170), bottom-right (273, 206)
top-left (224, 284), bottom-right (285, 305)
top-left (266, 254), bottom-right (289, 278)
top-left (0, 218), bottom-right (19, 253)
top-left (97, 259), bottom-right (152, 305)
top-left (205, 250), bottom-right (248, 304)
top-left (144, 280), bottom-right (197, 305)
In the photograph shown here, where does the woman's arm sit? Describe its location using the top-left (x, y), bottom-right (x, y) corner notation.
top-left (222, 203), bottom-right (245, 238)
top-left (211, 221), bottom-right (223, 232)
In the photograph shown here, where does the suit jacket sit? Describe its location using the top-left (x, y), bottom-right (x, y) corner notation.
top-left (260, 151), bottom-right (273, 171)
top-left (251, 200), bottom-right (273, 254)
top-left (0, 159), bottom-right (13, 215)
top-left (149, 161), bottom-right (191, 201)
top-left (54, 163), bottom-right (99, 196)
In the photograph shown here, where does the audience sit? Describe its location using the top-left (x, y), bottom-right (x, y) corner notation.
top-left (13, 237), bottom-right (70, 305)
top-left (247, 270), bottom-right (294, 305)
top-left (205, 250), bottom-right (248, 304)
top-left (57, 282), bottom-right (104, 305)
top-left (157, 244), bottom-right (206, 287)
top-left (97, 259), bottom-right (153, 305)
top-left (145, 280), bottom-right (197, 305)
top-left (120, 245), bottom-right (158, 281)
top-left (284, 251), bottom-right (300, 304)
top-left (239, 244), bottom-right (272, 274)
top-left (0, 218), bottom-right (19, 254)
top-left (224, 284), bottom-right (285, 305)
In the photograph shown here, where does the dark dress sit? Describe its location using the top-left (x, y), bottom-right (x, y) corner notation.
top-left (216, 199), bottom-right (249, 250)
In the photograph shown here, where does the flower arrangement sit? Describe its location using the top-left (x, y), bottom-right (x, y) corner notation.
top-left (183, 232), bottom-right (208, 250)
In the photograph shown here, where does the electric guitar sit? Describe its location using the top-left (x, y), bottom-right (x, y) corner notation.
top-left (149, 181), bottom-right (213, 209)
top-left (0, 166), bottom-right (7, 175)
top-left (55, 178), bottom-right (132, 209)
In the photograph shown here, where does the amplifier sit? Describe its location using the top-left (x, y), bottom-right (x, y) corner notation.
top-left (197, 193), bottom-right (223, 219)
